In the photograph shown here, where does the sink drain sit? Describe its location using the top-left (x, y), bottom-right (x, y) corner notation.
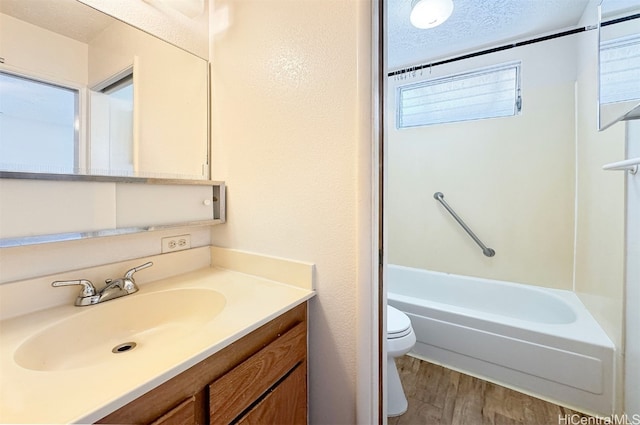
top-left (112, 342), bottom-right (137, 354)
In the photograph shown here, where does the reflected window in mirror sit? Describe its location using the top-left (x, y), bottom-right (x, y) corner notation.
top-left (600, 34), bottom-right (640, 104)
top-left (0, 71), bottom-right (79, 174)
top-left (598, 1), bottom-right (640, 130)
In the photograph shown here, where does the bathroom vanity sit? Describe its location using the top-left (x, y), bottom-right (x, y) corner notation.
top-left (1, 1), bottom-right (317, 423)
top-left (99, 302), bottom-right (307, 424)
top-left (0, 247), bottom-right (315, 424)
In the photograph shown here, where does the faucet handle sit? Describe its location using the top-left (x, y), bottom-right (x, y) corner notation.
top-left (51, 279), bottom-right (96, 297)
top-left (124, 261), bottom-right (153, 280)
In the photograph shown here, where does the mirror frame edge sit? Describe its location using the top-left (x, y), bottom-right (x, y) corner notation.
top-left (597, 1), bottom-right (640, 131)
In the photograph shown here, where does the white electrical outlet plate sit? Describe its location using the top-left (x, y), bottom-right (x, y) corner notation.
top-left (161, 234), bottom-right (191, 253)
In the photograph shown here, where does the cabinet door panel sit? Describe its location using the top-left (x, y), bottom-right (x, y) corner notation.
top-left (237, 363), bottom-right (307, 425)
top-left (150, 396), bottom-right (196, 425)
top-left (209, 322), bottom-right (307, 424)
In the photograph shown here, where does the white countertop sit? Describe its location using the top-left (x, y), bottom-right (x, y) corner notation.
top-left (0, 248), bottom-right (315, 424)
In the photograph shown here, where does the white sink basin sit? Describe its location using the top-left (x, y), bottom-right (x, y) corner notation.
top-left (14, 288), bottom-right (226, 371)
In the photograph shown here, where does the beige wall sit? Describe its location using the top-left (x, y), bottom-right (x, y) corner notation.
top-left (209, 0), bottom-right (371, 423)
top-left (624, 120), bottom-right (640, 415)
top-left (387, 35), bottom-right (579, 289)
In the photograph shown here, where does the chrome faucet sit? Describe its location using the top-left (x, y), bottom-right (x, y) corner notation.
top-left (52, 262), bottom-right (153, 306)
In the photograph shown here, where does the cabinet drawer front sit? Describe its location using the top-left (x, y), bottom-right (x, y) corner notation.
top-left (237, 363), bottom-right (307, 425)
top-left (209, 322), bottom-right (307, 424)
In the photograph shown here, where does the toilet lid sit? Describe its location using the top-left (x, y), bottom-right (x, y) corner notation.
top-left (387, 305), bottom-right (411, 338)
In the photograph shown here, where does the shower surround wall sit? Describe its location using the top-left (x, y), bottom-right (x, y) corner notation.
top-left (388, 27), bottom-right (625, 411)
top-left (388, 32), bottom-right (624, 290)
top-left (574, 15), bottom-right (625, 369)
top-left (388, 35), bottom-right (581, 290)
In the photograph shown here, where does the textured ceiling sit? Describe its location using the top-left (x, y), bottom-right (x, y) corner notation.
top-left (0, 0), bottom-right (113, 43)
top-left (387, 0), bottom-right (592, 70)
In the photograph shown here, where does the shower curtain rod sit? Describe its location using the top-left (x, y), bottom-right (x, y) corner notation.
top-left (387, 14), bottom-right (640, 78)
top-left (387, 27), bottom-right (588, 77)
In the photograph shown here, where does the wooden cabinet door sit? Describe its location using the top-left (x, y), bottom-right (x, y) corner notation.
top-left (237, 363), bottom-right (307, 425)
top-left (150, 396), bottom-right (196, 425)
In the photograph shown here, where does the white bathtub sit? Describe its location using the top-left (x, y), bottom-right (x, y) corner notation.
top-left (387, 264), bottom-right (615, 416)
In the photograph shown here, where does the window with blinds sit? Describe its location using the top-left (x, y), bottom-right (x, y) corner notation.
top-left (396, 62), bottom-right (522, 129)
top-left (599, 34), bottom-right (640, 104)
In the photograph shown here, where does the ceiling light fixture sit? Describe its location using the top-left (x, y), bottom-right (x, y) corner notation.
top-left (410, 0), bottom-right (454, 29)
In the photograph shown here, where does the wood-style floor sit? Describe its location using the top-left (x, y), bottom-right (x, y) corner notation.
top-left (388, 355), bottom-right (588, 425)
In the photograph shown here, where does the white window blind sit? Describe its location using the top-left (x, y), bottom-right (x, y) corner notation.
top-left (397, 62), bottom-right (521, 128)
top-left (600, 34), bottom-right (640, 104)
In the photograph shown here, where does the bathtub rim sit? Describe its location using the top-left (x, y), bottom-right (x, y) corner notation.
top-left (386, 264), bottom-right (615, 350)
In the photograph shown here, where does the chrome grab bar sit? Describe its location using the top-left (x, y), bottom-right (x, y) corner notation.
top-left (433, 192), bottom-right (496, 257)
top-left (602, 157), bottom-right (640, 175)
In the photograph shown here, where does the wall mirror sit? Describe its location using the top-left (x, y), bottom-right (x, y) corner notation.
top-left (598, 0), bottom-right (640, 131)
top-left (0, 0), bottom-right (209, 180)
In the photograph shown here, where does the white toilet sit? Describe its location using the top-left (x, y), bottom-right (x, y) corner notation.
top-left (387, 305), bottom-right (417, 417)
